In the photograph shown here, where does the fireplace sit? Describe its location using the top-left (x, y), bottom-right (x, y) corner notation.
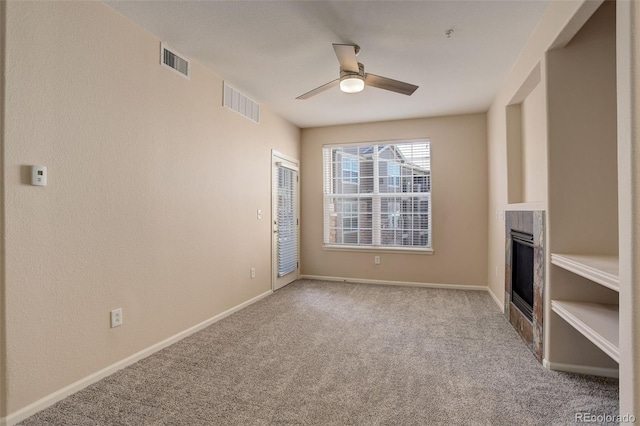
top-left (505, 211), bottom-right (544, 362)
top-left (510, 230), bottom-right (534, 321)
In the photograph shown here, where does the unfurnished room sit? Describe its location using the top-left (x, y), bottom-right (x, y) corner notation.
top-left (0, 0), bottom-right (639, 425)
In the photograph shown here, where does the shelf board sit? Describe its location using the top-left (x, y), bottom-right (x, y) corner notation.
top-left (550, 253), bottom-right (619, 292)
top-left (551, 300), bottom-right (619, 363)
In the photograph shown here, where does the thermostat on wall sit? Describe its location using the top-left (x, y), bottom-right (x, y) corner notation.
top-left (31, 165), bottom-right (47, 186)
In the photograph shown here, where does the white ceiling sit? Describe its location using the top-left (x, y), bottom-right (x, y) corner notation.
top-left (104, 0), bottom-right (550, 128)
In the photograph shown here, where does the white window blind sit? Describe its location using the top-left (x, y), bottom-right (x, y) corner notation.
top-left (323, 140), bottom-right (431, 249)
top-left (277, 166), bottom-right (298, 276)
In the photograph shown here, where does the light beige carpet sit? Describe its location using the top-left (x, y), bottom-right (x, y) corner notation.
top-left (20, 279), bottom-right (618, 425)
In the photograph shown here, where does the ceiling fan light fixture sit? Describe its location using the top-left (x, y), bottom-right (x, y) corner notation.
top-left (340, 75), bottom-right (365, 93)
top-left (339, 62), bottom-right (366, 93)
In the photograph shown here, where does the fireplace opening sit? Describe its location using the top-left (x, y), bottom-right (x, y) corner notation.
top-left (511, 230), bottom-right (534, 322)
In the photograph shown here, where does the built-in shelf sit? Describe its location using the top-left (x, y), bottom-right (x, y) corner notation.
top-left (544, 2), bottom-right (619, 377)
top-left (550, 254), bottom-right (619, 292)
top-left (551, 300), bottom-right (619, 363)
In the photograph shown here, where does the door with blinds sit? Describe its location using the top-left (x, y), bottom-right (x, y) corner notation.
top-left (272, 151), bottom-right (300, 291)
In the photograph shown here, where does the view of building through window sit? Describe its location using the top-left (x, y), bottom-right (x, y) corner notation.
top-left (323, 139), bottom-right (431, 249)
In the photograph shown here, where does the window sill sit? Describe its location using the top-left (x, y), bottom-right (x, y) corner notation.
top-left (322, 245), bottom-right (434, 255)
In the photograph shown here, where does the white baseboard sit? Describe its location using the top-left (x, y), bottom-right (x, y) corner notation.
top-left (487, 287), bottom-right (505, 311)
top-left (543, 359), bottom-right (619, 378)
top-left (299, 274), bottom-right (487, 291)
top-left (1, 290), bottom-right (272, 426)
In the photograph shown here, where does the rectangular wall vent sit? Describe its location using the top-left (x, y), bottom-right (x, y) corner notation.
top-left (223, 82), bottom-right (260, 123)
top-left (160, 43), bottom-right (190, 79)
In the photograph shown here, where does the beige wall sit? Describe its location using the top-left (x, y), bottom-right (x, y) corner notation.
top-left (0, 0), bottom-right (7, 419)
top-left (521, 82), bottom-right (548, 204)
top-left (2, 1), bottom-right (299, 417)
top-left (632, 0), bottom-right (639, 413)
top-left (300, 114), bottom-right (488, 287)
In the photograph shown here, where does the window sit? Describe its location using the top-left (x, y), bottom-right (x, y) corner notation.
top-left (323, 139), bottom-right (431, 250)
top-left (342, 155), bottom-right (359, 184)
top-left (387, 163), bottom-right (401, 189)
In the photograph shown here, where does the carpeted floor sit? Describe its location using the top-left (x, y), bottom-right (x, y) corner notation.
top-left (20, 279), bottom-right (618, 425)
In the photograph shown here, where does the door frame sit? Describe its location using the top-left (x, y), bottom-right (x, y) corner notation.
top-left (271, 150), bottom-right (300, 291)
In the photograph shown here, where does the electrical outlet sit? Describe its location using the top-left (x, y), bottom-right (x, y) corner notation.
top-left (110, 308), bottom-right (123, 328)
top-left (374, 256), bottom-right (381, 265)
top-left (250, 267), bottom-right (256, 279)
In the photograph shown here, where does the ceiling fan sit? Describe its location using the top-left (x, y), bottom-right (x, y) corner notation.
top-left (296, 44), bottom-right (419, 100)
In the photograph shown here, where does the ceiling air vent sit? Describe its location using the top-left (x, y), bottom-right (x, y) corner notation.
top-left (223, 82), bottom-right (260, 123)
top-left (160, 43), bottom-right (190, 79)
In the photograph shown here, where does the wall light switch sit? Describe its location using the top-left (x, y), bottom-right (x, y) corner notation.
top-left (257, 209), bottom-right (262, 220)
top-left (31, 165), bottom-right (47, 186)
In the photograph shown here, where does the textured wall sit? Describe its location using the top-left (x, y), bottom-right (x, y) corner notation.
top-left (3, 1), bottom-right (299, 416)
top-left (0, 0), bottom-right (7, 419)
top-left (520, 83), bottom-right (548, 204)
top-left (300, 114), bottom-right (488, 287)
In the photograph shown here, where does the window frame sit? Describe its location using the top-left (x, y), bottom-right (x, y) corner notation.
top-left (322, 139), bottom-right (433, 254)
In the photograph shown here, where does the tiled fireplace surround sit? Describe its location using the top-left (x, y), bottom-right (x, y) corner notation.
top-left (504, 211), bottom-right (545, 362)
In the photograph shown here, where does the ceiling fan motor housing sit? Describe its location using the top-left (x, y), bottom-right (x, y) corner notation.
top-left (340, 62), bottom-right (365, 79)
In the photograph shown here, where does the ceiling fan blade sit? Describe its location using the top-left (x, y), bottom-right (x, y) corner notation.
top-left (296, 79), bottom-right (340, 100)
top-left (365, 74), bottom-right (419, 96)
top-left (332, 44), bottom-right (359, 73)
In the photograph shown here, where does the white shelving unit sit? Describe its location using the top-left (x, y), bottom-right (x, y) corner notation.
top-left (544, 2), bottom-right (619, 373)
top-left (551, 300), bottom-right (619, 362)
top-left (550, 254), bottom-right (619, 292)
top-left (550, 254), bottom-right (619, 363)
